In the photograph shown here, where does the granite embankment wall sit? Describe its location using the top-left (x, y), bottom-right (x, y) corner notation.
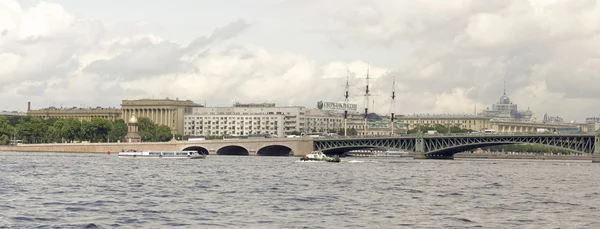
top-left (455, 153), bottom-right (592, 160)
top-left (0, 142), bottom-right (178, 154)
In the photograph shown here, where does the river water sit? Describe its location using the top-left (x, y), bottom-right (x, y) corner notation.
top-left (1, 152), bottom-right (599, 228)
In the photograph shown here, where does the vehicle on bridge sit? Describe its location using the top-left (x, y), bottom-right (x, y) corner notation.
top-left (118, 150), bottom-right (206, 159)
top-left (555, 127), bottom-right (582, 134)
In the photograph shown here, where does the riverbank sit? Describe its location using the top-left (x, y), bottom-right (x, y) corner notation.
top-left (455, 153), bottom-right (591, 161)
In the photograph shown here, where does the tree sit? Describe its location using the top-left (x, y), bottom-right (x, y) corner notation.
top-left (53, 118), bottom-right (81, 143)
top-left (16, 116), bottom-right (48, 143)
top-left (90, 118), bottom-right (111, 142)
top-left (42, 126), bottom-right (61, 143)
top-left (156, 125), bottom-right (173, 142)
top-left (108, 119), bottom-right (128, 142)
top-left (0, 117), bottom-right (15, 141)
top-left (138, 117), bottom-right (157, 142)
top-left (348, 127), bottom-right (358, 136)
top-left (0, 134), bottom-right (9, 145)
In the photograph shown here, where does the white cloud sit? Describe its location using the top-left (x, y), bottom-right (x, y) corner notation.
top-left (0, 0), bottom-right (599, 122)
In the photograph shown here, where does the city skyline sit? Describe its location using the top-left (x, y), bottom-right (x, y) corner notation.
top-left (1, 0), bottom-right (600, 122)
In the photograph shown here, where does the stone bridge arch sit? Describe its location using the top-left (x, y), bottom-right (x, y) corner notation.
top-left (217, 145), bottom-right (249, 156)
top-left (182, 146), bottom-right (210, 155)
top-left (257, 145), bottom-right (293, 156)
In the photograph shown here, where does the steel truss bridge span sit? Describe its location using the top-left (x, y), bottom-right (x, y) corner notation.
top-left (313, 133), bottom-right (598, 161)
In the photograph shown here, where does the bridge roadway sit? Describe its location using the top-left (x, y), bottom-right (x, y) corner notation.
top-left (0, 133), bottom-right (598, 162)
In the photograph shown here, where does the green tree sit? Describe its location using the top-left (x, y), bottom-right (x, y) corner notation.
top-left (79, 119), bottom-right (95, 142)
top-left (16, 116), bottom-right (48, 143)
top-left (0, 134), bottom-right (9, 145)
top-left (53, 118), bottom-right (82, 143)
top-left (156, 125), bottom-right (173, 142)
top-left (348, 127), bottom-right (358, 136)
top-left (108, 119), bottom-right (128, 142)
top-left (42, 126), bottom-right (61, 143)
top-left (90, 118), bottom-right (112, 142)
top-left (138, 117), bottom-right (157, 142)
top-left (0, 117), bottom-right (15, 141)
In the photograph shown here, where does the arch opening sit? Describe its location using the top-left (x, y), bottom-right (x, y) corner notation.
top-left (182, 146), bottom-right (209, 155)
top-left (217, 145), bottom-right (249, 156)
top-left (257, 145), bottom-right (293, 156)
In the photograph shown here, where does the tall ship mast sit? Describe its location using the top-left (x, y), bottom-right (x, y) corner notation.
top-left (363, 65), bottom-right (371, 134)
top-left (343, 69), bottom-right (350, 136)
top-left (390, 76), bottom-right (396, 135)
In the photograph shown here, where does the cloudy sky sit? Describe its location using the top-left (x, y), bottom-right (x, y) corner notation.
top-left (1, 0), bottom-right (599, 121)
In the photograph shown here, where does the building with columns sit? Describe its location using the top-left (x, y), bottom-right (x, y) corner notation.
top-left (121, 98), bottom-right (203, 135)
top-left (27, 106), bottom-right (121, 120)
top-left (490, 120), bottom-right (590, 133)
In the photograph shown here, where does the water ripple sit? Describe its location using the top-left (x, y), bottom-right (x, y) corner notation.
top-left (1, 153), bottom-right (599, 228)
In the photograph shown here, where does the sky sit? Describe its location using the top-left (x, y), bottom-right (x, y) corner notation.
top-left (1, 0), bottom-right (600, 122)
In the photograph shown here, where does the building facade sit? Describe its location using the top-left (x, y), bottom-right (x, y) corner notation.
top-left (490, 120), bottom-right (590, 133)
top-left (183, 114), bottom-right (285, 136)
top-left (121, 98), bottom-right (203, 135)
top-left (481, 89), bottom-right (533, 121)
top-left (304, 109), bottom-right (345, 133)
top-left (399, 114), bottom-right (491, 131)
top-left (190, 103), bottom-right (307, 134)
top-left (0, 111), bottom-right (26, 117)
top-left (357, 121), bottom-right (408, 136)
top-left (586, 117), bottom-right (600, 132)
top-left (27, 106), bottom-right (121, 121)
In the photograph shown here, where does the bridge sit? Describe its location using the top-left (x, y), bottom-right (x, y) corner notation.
top-left (1, 133), bottom-right (598, 162)
top-left (314, 132), bottom-right (600, 162)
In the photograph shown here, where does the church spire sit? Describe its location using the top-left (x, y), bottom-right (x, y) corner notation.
top-left (503, 77), bottom-right (506, 95)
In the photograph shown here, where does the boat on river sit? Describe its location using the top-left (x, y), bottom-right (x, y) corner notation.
top-left (300, 151), bottom-right (341, 163)
top-left (118, 150), bottom-right (206, 159)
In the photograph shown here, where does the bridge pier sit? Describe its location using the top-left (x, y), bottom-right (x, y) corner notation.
top-left (412, 134), bottom-right (426, 159)
top-left (593, 136), bottom-right (600, 163)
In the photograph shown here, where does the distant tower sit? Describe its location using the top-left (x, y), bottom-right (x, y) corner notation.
top-left (127, 112), bottom-right (141, 143)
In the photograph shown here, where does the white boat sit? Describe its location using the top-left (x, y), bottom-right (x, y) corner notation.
top-left (118, 150), bottom-right (206, 159)
top-left (374, 150), bottom-right (410, 157)
top-left (300, 151), bottom-right (340, 163)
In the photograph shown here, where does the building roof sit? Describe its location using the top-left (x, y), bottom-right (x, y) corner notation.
top-left (401, 114), bottom-right (489, 119)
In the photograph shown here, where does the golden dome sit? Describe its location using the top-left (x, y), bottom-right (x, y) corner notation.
top-left (129, 113), bottom-right (138, 124)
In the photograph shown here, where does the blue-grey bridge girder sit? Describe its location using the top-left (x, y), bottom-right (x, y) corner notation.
top-left (314, 134), bottom-right (596, 156)
top-left (423, 134), bottom-right (595, 155)
top-left (314, 137), bottom-right (416, 152)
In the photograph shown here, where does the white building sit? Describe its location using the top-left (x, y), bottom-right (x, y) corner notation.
top-left (187, 103), bottom-right (307, 136)
top-left (304, 109), bottom-right (345, 133)
top-left (183, 113), bottom-right (285, 137)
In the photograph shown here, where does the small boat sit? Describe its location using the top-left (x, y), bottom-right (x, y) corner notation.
top-left (118, 150), bottom-right (206, 159)
top-left (300, 151), bottom-right (341, 163)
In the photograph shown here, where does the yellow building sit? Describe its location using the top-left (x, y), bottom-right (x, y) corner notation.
top-left (27, 106), bottom-right (121, 121)
top-left (121, 98), bottom-right (203, 134)
top-left (399, 114), bottom-right (491, 131)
